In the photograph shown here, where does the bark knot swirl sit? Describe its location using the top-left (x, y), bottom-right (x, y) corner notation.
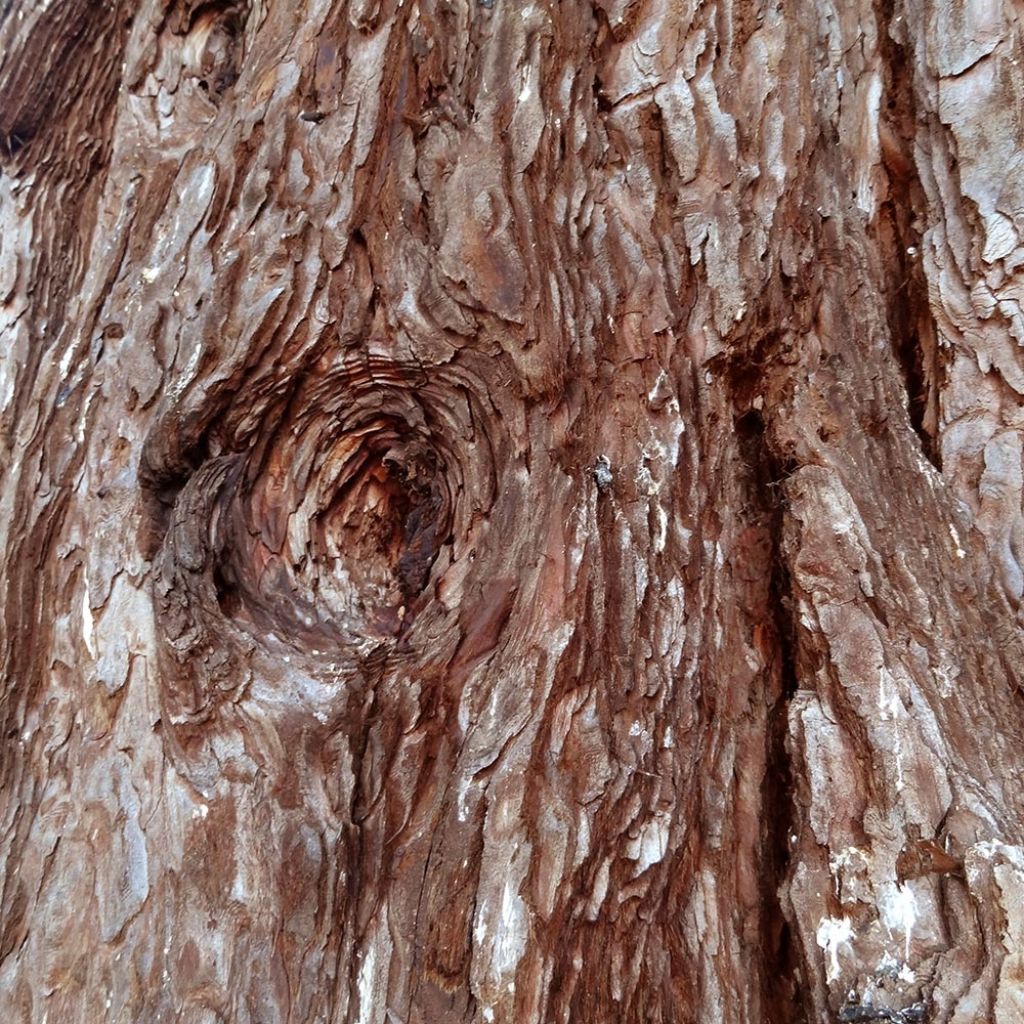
top-left (145, 357), bottom-right (495, 726)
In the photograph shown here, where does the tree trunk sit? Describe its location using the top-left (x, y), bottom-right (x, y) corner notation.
top-left (2, 0), bottom-right (1024, 1021)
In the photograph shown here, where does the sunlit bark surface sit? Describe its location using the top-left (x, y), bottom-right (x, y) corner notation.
top-left (2, 1), bottom-right (1024, 1022)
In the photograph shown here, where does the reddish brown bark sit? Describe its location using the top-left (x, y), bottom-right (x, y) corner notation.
top-left (2, 1), bottom-right (1024, 1022)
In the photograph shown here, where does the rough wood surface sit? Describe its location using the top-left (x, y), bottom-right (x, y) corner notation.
top-left (1, 1), bottom-right (1024, 1022)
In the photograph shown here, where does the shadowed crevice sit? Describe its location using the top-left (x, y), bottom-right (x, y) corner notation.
top-left (875, 0), bottom-right (943, 470)
top-left (733, 404), bottom-right (808, 1024)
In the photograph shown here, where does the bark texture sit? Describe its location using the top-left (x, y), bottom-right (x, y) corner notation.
top-left (2, 1), bottom-right (1024, 1022)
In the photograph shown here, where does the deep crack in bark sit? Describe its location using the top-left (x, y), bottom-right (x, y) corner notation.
top-left (733, 402), bottom-right (807, 1023)
top-left (876, 0), bottom-right (943, 470)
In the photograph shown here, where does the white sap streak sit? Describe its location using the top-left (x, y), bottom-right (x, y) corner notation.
top-left (877, 669), bottom-right (906, 792)
top-left (828, 845), bottom-right (868, 900)
top-left (356, 910), bottom-right (393, 1024)
top-left (59, 338), bottom-right (78, 377)
top-left (356, 943), bottom-right (378, 1024)
top-left (493, 874), bottom-right (529, 977)
top-left (457, 775), bottom-right (472, 823)
top-left (518, 65), bottom-right (532, 103)
top-left (76, 386), bottom-right (97, 444)
top-left (166, 339), bottom-right (203, 404)
top-left (627, 814), bottom-right (670, 873)
top-left (949, 522), bottom-right (967, 558)
top-left (816, 916), bottom-right (853, 983)
top-left (82, 571), bottom-right (96, 658)
top-left (881, 883), bottom-right (918, 962)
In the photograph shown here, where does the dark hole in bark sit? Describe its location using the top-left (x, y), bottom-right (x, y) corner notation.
top-left (174, 0), bottom-right (247, 35)
top-left (317, 445), bottom-right (445, 606)
top-left (876, 0), bottom-right (942, 470)
top-left (734, 408), bottom-right (765, 441)
top-left (1, 127), bottom-right (29, 161)
top-left (138, 428), bottom-right (219, 560)
top-left (138, 470), bottom-right (197, 562)
top-left (175, 0), bottom-right (247, 98)
top-left (212, 560), bottom-right (241, 619)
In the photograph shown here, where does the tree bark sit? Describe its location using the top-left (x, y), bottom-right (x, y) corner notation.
top-left (2, 1), bottom-right (1024, 1022)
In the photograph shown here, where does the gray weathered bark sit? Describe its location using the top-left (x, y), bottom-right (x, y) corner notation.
top-left (2, 1), bottom-right (1024, 1022)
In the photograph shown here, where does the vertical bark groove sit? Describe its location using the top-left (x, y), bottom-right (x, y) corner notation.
top-left (875, 0), bottom-right (942, 469)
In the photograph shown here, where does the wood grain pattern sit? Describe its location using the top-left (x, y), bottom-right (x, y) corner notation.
top-left (1, 0), bottom-right (1023, 1021)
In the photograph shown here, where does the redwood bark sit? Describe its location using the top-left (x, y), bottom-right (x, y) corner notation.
top-left (2, 1), bottom-right (1024, 1023)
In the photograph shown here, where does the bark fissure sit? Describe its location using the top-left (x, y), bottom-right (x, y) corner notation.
top-left (762, 477), bottom-right (806, 1023)
top-left (875, 0), bottom-right (943, 470)
top-left (728, 355), bottom-right (807, 1020)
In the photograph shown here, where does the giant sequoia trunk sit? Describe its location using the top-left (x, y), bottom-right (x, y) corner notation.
top-left (2, 0), bottom-right (1024, 1021)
